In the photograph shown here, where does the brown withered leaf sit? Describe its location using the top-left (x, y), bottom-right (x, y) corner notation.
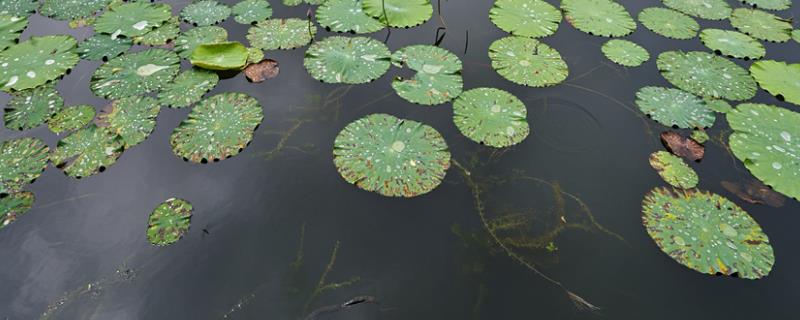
top-left (244, 59), bottom-right (279, 83)
top-left (660, 131), bottom-right (704, 162)
top-left (721, 180), bottom-right (785, 208)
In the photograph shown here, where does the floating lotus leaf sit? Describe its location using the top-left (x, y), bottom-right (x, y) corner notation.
top-left (452, 88), bottom-right (529, 147)
top-left (793, 29), bottom-right (800, 43)
top-left (744, 0), bottom-right (791, 10)
top-left (333, 113), bottom-right (450, 198)
top-left (232, 0), bottom-right (272, 25)
top-left (0, 191), bottom-right (33, 230)
top-left (170, 92), bottom-right (263, 163)
top-left (601, 39), bottom-right (649, 67)
top-left (96, 96), bottom-right (160, 148)
top-left (750, 60), bottom-right (800, 105)
top-left (488, 36), bottom-right (568, 87)
top-left (489, 0), bottom-right (561, 38)
top-left (158, 68), bottom-right (219, 108)
top-left (662, 0), bottom-right (731, 20)
top-left (246, 47), bottom-right (263, 64)
top-left (649, 151), bottom-right (698, 189)
top-left (638, 7), bottom-right (699, 40)
top-left (134, 16), bottom-right (180, 46)
top-left (728, 103), bottom-right (800, 199)
top-left (48, 105), bottom-right (96, 134)
top-left (391, 45), bottom-right (463, 105)
top-left (94, 2), bottom-right (172, 38)
top-left (362, 0), bottom-right (432, 28)
top-left (91, 48), bottom-right (180, 99)
top-left (0, 137), bottom-right (48, 193)
top-left (0, 35), bottom-right (78, 92)
top-left (317, 0), bottom-right (384, 34)
top-left (245, 59), bottom-right (279, 83)
top-left (51, 125), bottom-right (124, 178)
top-left (40, 0), bottom-right (110, 21)
top-left (176, 26), bottom-right (228, 59)
top-left (730, 8), bottom-right (792, 43)
top-left (700, 29), bottom-right (765, 60)
top-left (0, 15), bottom-right (26, 51)
top-left (283, 0), bottom-right (325, 5)
top-left (635, 86), bottom-right (715, 129)
top-left (181, 0), bottom-right (230, 26)
top-left (0, 0), bottom-right (39, 17)
top-left (77, 34), bottom-right (131, 61)
top-left (190, 41), bottom-right (249, 71)
top-left (561, 0), bottom-right (636, 37)
top-left (657, 51), bottom-right (756, 101)
top-left (642, 187), bottom-right (774, 279)
top-left (147, 198), bottom-right (193, 246)
top-left (691, 130), bottom-right (709, 144)
top-left (4, 85), bottom-right (62, 131)
top-left (705, 97), bottom-right (732, 113)
top-left (246, 18), bottom-right (316, 50)
top-left (303, 36), bottom-right (391, 84)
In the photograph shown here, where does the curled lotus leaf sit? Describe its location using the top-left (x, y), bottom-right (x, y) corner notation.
top-left (4, 84), bottom-right (63, 131)
top-left (48, 105), bottom-right (96, 134)
top-left (317, 0), bottom-right (384, 34)
top-left (635, 86), bottom-right (715, 129)
top-left (649, 151), bottom-right (698, 189)
top-left (245, 59), bottom-right (279, 83)
top-left (134, 16), bottom-right (180, 46)
top-left (0, 137), bottom-right (49, 194)
top-left (94, 2), bottom-right (172, 39)
top-left (0, 35), bottom-right (78, 92)
top-left (232, 0), bottom-right (272, 25)
top-left (77, 34), bottom-right (131, 61)
top-left (303, 36), bottom-right (391, 84)
top-left (657, 51), bottom-right (756, 101)
top-left (601, 39), bottom-right (649, 67)
top-left (391, 45), bottom-right (463, 105)
top-left (662, 0), bottom-right (731, 20)
top-left (181, 0), bottom-right (231, 27)
top-left (333, 113), bottom-right (451, 198)
top-left (1, 191), bottom-right (34, 230)
top-left (147, 198), bottom-right (193, 246)
top-left (90, 48), bottom-right (180, 99)
top-left (176, 26), bottom-right (229, 59)
top-left (247, 18), bottom-right (317, 51)
top-left (638, 7), bottom-right (699, 40)
top-left (452, 88), bottom-right (529, 148)
top-left (190, 41), bottom-right (249, 71)
top-left (561, 0), bottom-right (636, 37)
top-left (661, 131), bottom-right (704, 162)
top-left (362, 0), bottom-right (432, 28)
top-left (0, 14), bottom-right (27, 51)
top-left (700, 29), bottom-right (765, 60)
top-left (157, 68), bottom-right (219, 109)
top-left (40, 0), bottom-right (110, 22)
top-left (96, 96), bottom-right (160, 148)
top-left (730, 8), bottom-right (792, 43)
top-left (489, 0), bottom-right (561, 38)
top-left (489, 36), bottom-right (568, 87)
top-left (749, 60), bottom-right (800, 106)
top-left (0, 0), bottom-right (39, 17)
top-left (50, 125), bottom-right (124, 178)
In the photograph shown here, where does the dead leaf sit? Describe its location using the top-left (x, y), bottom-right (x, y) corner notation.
top-left (244, 59), bottom-right (279, 83)
top-left (660, 131), bottom-right (704, 162)
top-left (721, 180), bottom-right (785, 208)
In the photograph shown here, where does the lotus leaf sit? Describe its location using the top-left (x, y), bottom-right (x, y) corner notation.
top-left (51, 125), bottom-right (124, 178)
top-left (96, 96), bottom-right (160, 148)
top-left (247, 47), bottom-right (263, 64)
top-left (635, 86), bottom-right (715, 129)
top-left (77, 34), bottom-right (131, 61)
top-left (0, 137), bottom-right (49, 193)
top-left (662, 0), bottom-right (731, 20)
top-left (700, 29), bottom-right (765, 60)
top-left (303, 36), bottom-right (391, 84)
top-left (94, 2), bottom-right (172, 38)
top-left (391, 45), bottom-right (463, 105)
top-left (147, 198), bottom-right (193, 246)
top-left (40, 0), bottom-right (110, 22)
top-left (705, 97), bottom-right (732, 113)
top-left (48, 105), bottom-right (96, 134)
top-left (452, 88), bottom-right (529, 147)
top-left (4, 84), bottom-right (62, 131)
top-left (283, 0), bottom-right (325, 5)
top-left (638, 7), bottom-right (699, 40)
top-left (649, 151), bottom-right (698, 189)
top-left (246, 18), bottom-right (317, 50)
top-left (749, 60), bottom-right (800, 105)
top-left (489, 0), bottom-right (561, 38)
top-left (232, 0), bottom-right (272, 25)
top-left (488, 36), bottom-right (568, 87)
top-left (362, 0), bottom-right (432, 28)
top-left (601, 39), bottom-right (649, 67)
top-left (134, 16), bottom-right (180, 46)
top-left (181, 0), bottom-right (230, 26)
top-left (0, 15), bottom-right (26, 51)
top-left (0, 191), bottom-right (33, 230)
top-left (744, 0), bottom-right (791, 10)
top-left (317, 0), bottom-right (384, 34)
top-left (0, 35), bottom-right (78, 92)
top-left (176, 26), bottom-right (229, 59)
top-left (561, 0), bottom-right (636, 37)
top-left (691, 130), bottom-right (709, 144)
top-left (657, 51), bottom-right (756, 101)
top-left (190, 42), bottom-right (249, 71)
top-left (0, 0), bottom-right (39, 17)
top-left (91, 48), bottom-right (180, 99)
top-left (158, 68), bottom-right (219, 109)
top-left (730, 8), bottom-right (792, 43)
top-left (793, 29), bottom-right (800, 43)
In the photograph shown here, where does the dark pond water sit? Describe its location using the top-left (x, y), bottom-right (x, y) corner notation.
top-left (2, 0), bottom-right (800, 319)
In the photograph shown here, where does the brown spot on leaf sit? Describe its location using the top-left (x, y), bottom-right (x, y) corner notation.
top-left (244, 59), bottom-right (279, 83)
top-left (660, 131), bottom-right (704, 162)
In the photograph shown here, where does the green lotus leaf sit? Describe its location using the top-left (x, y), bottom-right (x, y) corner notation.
top-left (662, 0), bottom-right (731, 20)
top-left (793, 29), bottom-right (800, 43)
top-left (176, 26), bottom-right (229, 59)
top-left (51, 124), bottom-right (124, 178)
top-left (0, 15), bottom-right (27, 52)
top-left (283, 0), bottom-right (325, 5)
top-left (635, 86), bottom-right (715, 129)
top-left (657, 51), bottom-right (756, 101)
top-left (728, 103), bottom-right (800, 199)
top-left (303, 36), bottom-right (391, 84)
top-left (0, 35), bottom-right (78, 92)
top-left (247, 47), bottom-right (263, 64)
top-left (96, 96), bottom-right (160, 148)
top-left (730, 8), bottom-right (792, 43)
top-left (246, 18), bottom-right (317, 50)
top-left (317, 0), bottom-right (384, 34)
top-left (0, 0), bottom-right (39, 17)
top-left (649, 151), bottom-right (698, 189)
top-left (601, 39), bottom-right (649, 67)
top-left (391, 45), bottom-right (463, 105)
top-left (452, 88), bottom-right (529, 147)
top-left (90, 48), bottom-right (180, 99)
top-left (638, 7), bottom-right (699, 40)
top-left (232, 0), bottom-right (272, 25)
top-left (489, 0), bottom-right (561, 38)
top-left (744, 0), bottom-right (791, 10)
top-left (750, 60), bottom-right (800, 105)
top-left (77, 34), bottom-right (131, 61)
top-left (1, 191), bottom-right (33, 230)
top-left (48, 105), bottom-right (96, 134)
top-left (4, 84), bottom-right (63, 131)
top-left (642, 187), bottom-right (774, 279)
top-left (0, 137), bottom-right (49, 194)
top-left (691, 130), bottom-right (709, 144)
top-left (362, 0), bottom-right (432, 28)
top-left (158, 68), bottom-right (219, 109)
top-left (705, 97), bottom-right (732, 113)
top-left (190, 41), bottom-right (249, 71)
top-left (333, 113), bottom-right (450, 198)
top-left (40, 0), bottom-right (110, 21)
top-left (700, 29), bottom-right (765, 60)
top-left (561, 0), bottom-right (636, 37)
top-left (181, 0), bottom-right (231, 27)
top-left (170, 92), bottom-right (263, 163)
top-left (488, 36), bottom-right (568, 87)
top-left (133, 16), bottom-right (180, 46)
top-left (95, 2), bottom-right (172, 38)
top-left (147, 198), bottom-right (193, 246)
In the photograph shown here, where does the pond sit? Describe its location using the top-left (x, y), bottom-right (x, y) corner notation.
top-left (1, 0), bottom-right (799, 319)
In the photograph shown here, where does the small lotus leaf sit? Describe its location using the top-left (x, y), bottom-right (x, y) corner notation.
top-left (190, 41), bottom-right (249, 71)
top-left (662, 0), bottom-right (731, 20)
top-left (48, 105), bottom-right (96, 134)
top-left (91, 48), bottom-right (180, 99)
top-left (489, 36), bottom-right (568, 87)
top-left (635, 86), bottom-right (715, 129)
top-left (561, 0), bottom-right (636, 37)
top-left (96, 96), bottom-right (160, 148)
top-left (601, 39), bottom-right (649, 67)
top-left (362, 0), bottom-right (432, 28)
top-left (247, 18), bottom-right (317, 50)
top-left (40, 0), bottom-right (110, 22)
top-left (303, 36), bottom-right (391, 84)
top-left (638, 7), bottom-right (699, 40)
top-left (176, 26), bottom-right (229, 59)
top-left (452, 88), bottom-right (529, 147)
top-left (0, 191), bottom-right (33, 230)
top-left (317, 0), bottom-right (384, 34)
top-left (700, 29), bottom-right (765, 60)
top-left (750, 60), bottom-right (800, 105)
top-left (730, 8), bottom-right (792, 43)
top-left (51, 125), bottom-right (124, 178)
top-left (744, 0), bottom-right (791, 10)
top-left (391, 45), bottom-right (463, 105)
top-left (489, 0), bottom-right (561, 38)
top-left (181, 0), bottom-right (231, 26)
top-left (649, 151), bottom-right (698, 189)
top-left (0, 35), bottom-right (78, 92)
top-left (691, 130), bottom-right (709, 144)
top-left (77, 34), bottom-right (131, 61)
top-left (232, 0), bottom-right (272, 25)
top-left (657, 51), bottom-right (756, 101)
top-left (0, 0), bottom-right (39, 17)
top-left (705, 97), bottom-right (732, 114)
top-left (158, 68), bottom-right (219, 108)
top-left (0, 137), bottom-right (48, 193)
top-left (4, 85), bottom-right (63, 131)
top-left (94, 2), bottom-right (172, 38)
top-left (147, 198), bottom-right (193, 246)
top-left (246, 47), bottom-right (263, 64)
top-left (0, 15), bottom-right (27, 51)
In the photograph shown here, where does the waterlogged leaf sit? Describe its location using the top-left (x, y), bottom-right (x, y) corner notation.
top-left (649, 151), bottom-right (698, 189)
top-left (247, 18), bottom-right (316, 50)
top-left (333, 113), bottom-right (450, 198)
top-left (303, 36), bottom-right (391, 84)
top-left (147, 198), bottom-right (193, 246)
top-left (0, 15), bottom-right (27, 51)
top-left (661, 131), bottom-right (704, 161)
top-left (133, 16), bottom-right (180, 46)
top-left (51, 125), bottom-right (124, 178)
top-left (0, 35), bottom-right (78, 92)
top-left (601, 39), bottom-right (649, 67)
top-left (40, 0), bottom-right (110, 21)
top-left (317, 0), bottom-right (384, 34)
top-left (4, 85), bottom-right (63, 131)
top-left (77, 34), bottom-right (131, 61)
top-left (362, 0), bottom-right (433, 28)
top-left (750, 60), bottom-right (800, 105)
top-left (244, 59), bottom-right (279, 83)
top-left (635, 86), bottom-right (715, 129)
top-left (0, 0), bottom-right (39, 17)
top-left (170, 93), bottom-right (263, 163)
top-left (744, 0), bottom-right (791, 10)
top-left (561, 0), bottom-right (636, 37)
top-left (638, 7), bottom-right (699, 40)
top-left (176, 26), bottom-right (228, 59)
top-left (700, 29), bottom-right (765, 60)
top-left (452, 88), bottom-right (529, 147)
top-left (489, 36), bottom-right (568, 87)
top-left (246, 47), bottom-right (263, 64)
top-left (158, 68), bottom-right (219, 108)
top-left (691, 130), bottom-right (709, 144)
top-left (657, 51), bottom-right (756, 101)
top-left (96, 96), bottom-right (160, 148)
top-left (190, 41), bottom-right (249, 70)
top-left (232, 0), bottom-right (272, 24)
top-left (662, 0), bottom-right (731, 20)
top-left (48, 105), bottom-right (96, 134)
top-left (489, 0), bottom-right (561, 38)
top-left (90, 48), bottom-right (180, 99)
top-left (0, 137), bottom-right (48, 193)
top-left (642, 187), bottom-right (774, 279)
top-left (95, 2), bottom-right (172, 38)
top-left (391, 45), bottom-right (462, 105)
top-left (0, 191), bottom-right (33, 230)
top-left (181, 0), bottom-right (231, 26)
top-left (730, 8), bottom-right (792, 42)
top-left (721, 180), bottom-right (785, 208)
top-left (705, 97), bottom-right (732, 114)
top-left (728, 103), bottom-right (800, 199)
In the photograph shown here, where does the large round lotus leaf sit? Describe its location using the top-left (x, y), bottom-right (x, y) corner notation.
top-left (488, 36), bottom-right (568, 87)
top-left (333, 113), bottom-right (451, 198)
top-left (232, 0), bottom-right (272, 25)
top-left (391, 45), bottom-right (463, 105)
top-left (649, 151), bottom-right (698, 189)
top-left (662, 0), bottom-right (731, 20)
top-left (700, 29), bottom-right (765, 60)
top-left (561, 0), bottom-right (636, 37)
top-left (48, 105), bottom-right (96, 134)
top-left (730, 8), bottom-right (792, 43)
top-left (750, 60), bottom-right (800, 105)
top-left (303, 36), bottom-right (391, 84)
top-left (176, 26), bottom-right (228, 59)
top-left (728, 103), bottom-right (800, 199)
top-left (158, 68), bottom-right (219, 109)
top-left (4, 84), bottom-right (63, 131)
top-left (642, 187), bottom-right (774, 279)
top-left (0, 35), bottom-right (78, 92)
top-left (147, 198), bottom-right (193, 246)
top-left (51, 125), bottom-right (124, 178)
top-left (317, 0), bottom-right (384, 34)
top-left (0, 15), bottom-right (27, 52)
top-left (181, 0), bottom-right (230, 26)
top-left (601, 39), bottom-right (649, 67)
top-left (1, 191), bottom-right (33, 230)
top-left (705, 97), bottom-right (732, 114)
top-left (94, 2), bottom-right (172, 38)
top-left (90, 48), bottom-right (180, 100)
top-left (744, 0), bottom-right (791, 10)
top-left (635, 86), bottom-right (715, 129)
top-left (638, 7), bottom-right (699, 40)
top-left (77, 34), bottom-right (131, 61)
top-left (39, 0), bottom-right (110, 21)
top-left (170, 92), bottom-right (263, 163)
top-left (133, 16), bottom-right (180, 46)
top-left (362, 0), bottom-right (432, 28)
top-left (190, 41), bottom-right (249, 71)
top-left (489, 0), bottom-right (561, 38)
top-left (247, 18), bottom-right (316, 50)
top-left (452, 88), bottom-right (529, 147)
top-left (0, 137), bottom-right (48, 193)
top-left (96, 96), bottom-right (160, 148)
top-left (0, 0), bottom-right (39, 17)
top-left (657, 51), bottom-right (756, 101)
